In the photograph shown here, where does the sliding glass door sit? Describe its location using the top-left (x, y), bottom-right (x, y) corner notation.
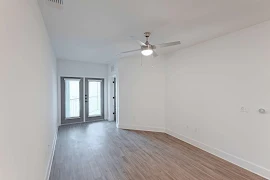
top-left (85, 78), bottom-right (104, 122)
top-left (61, 77), bottom-right (83, 124)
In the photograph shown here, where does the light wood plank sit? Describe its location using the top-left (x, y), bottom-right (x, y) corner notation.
top-left (49, 121), bottom-right (265, 180)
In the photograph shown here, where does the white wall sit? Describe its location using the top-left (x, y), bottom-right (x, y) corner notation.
top-left (57, 59), bottom-right (108, 124)
top-left (165, 21), bottom-right (270, 178)
top-left (118, 56), bottom-right (166, 132)
top-left (0, 0), bottom-right (57, 180)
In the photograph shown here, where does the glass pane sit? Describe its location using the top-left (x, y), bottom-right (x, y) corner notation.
top-left (88, 80), bottom-right (101, 117)
top-left (65, 79), bottom-right (80, 118)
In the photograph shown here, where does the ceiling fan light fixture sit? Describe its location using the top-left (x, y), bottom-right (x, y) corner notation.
top-left (141, 49), bottom-right (153, 56)
top-left (121, 32), bottom-right (180, 58)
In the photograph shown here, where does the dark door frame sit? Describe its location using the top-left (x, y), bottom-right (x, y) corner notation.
top-left (113, 77), bottom-right (116, 121)
top-left (85, 78), bottom-right (105, 122)
top-left (60, 77), bottom-right (84, 125)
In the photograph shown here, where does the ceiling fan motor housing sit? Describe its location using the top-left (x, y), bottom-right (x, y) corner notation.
top-left (144, 32), bottom-right (152, 45)
top-left (141, 44), bottom-right (155, 51)
top-left (142, 32), bottom-right (156, 50)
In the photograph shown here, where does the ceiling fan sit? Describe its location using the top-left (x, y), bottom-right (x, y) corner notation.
top-left (120, 32), bottom-right (181, 57)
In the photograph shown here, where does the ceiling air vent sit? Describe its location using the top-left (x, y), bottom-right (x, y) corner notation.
top-left (48, 0), bottom-right (63, 5)
top-left (46, 0), bottom-right (64, 9)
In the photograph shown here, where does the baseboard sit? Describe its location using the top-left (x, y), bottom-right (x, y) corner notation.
top-left (118, 124), bottom-right (165, 133)
top-left (165, 129), bottom-right (270, 179)
top-left (45, 130), bottom-right (58, 180)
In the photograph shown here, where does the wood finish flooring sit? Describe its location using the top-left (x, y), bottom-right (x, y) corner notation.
top-left (49, 121), bottom-right (265, 180)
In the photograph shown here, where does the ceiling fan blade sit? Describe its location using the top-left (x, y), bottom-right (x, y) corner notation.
top-left (121, 49), bottom-right (141, 54)
top-left (130, 36), bottom-right (146, 46)
top-left (153, 50), bottom-right (158, 58)
top-left (155, 41), bottom-right (181, 48)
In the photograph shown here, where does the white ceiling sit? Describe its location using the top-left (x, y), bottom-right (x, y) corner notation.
top-left (38, 0), bottom-right (270, 64)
